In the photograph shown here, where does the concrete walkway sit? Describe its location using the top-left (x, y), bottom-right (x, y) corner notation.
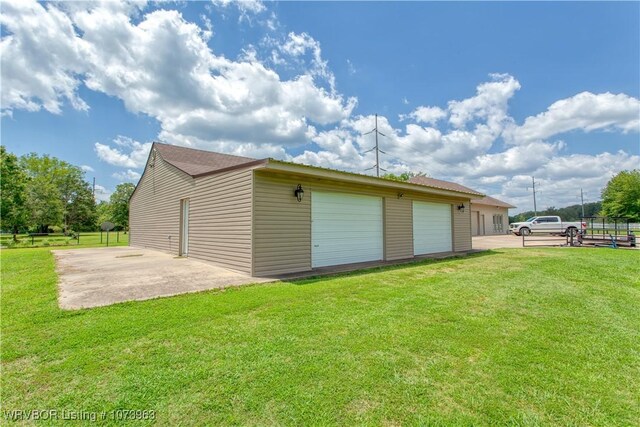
top-left (54, 247), bottom-right (272, 310)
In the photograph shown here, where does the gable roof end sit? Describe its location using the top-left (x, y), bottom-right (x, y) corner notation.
top-left (153, 142), bottom-right (260, 177)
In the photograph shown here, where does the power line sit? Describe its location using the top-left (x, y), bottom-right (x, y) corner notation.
top-left (527, 176), bottom-right (538, 216)
top-left (362, 114), bottom-right (387, 177)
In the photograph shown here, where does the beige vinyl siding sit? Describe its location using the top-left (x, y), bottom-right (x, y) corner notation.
top-left (129, 156), bottom-right (194, 255)
top-left (187, 168), bottom-right (253, 274)
top-left (253, 173), bottom-right (311, 276)
top-left (253, 170), bottom-right (472, 275)
top-left (470, 204), bottom-right (509, 236)
top-left (384, 197), bottom-right (413, 260)
top-left (452, 202), bottom-right (472, 251)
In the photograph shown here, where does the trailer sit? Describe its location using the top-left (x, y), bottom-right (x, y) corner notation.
top-left (578, 217), bottom-right (636, 248)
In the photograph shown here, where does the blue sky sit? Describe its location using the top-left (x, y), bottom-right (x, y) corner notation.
top-left (2, 0), bottom-right (639, 212)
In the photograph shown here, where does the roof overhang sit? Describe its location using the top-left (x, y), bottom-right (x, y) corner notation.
top-left (259, 159), bottom-right (485, 199)
top-left (470, 198), bottom-right (516, 209)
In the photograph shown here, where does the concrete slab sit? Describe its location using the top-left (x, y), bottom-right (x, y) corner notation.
top-left (472, 234), bottom-right (525, 250)
top-left (53, 247), bottom-right (272, 310)
top-left (472, 234), bottom-right (574, 250)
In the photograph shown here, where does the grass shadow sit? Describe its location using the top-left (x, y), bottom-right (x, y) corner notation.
top-left (281, 250), bottom-right (501, 286)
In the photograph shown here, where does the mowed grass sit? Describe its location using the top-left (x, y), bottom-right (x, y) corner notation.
top-left (1, 231), bottom-right (128, 249)
top-left (1, 248), bottom-right (639, 425)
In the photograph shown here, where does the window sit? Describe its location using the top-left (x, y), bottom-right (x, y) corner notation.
top-left (493, 214), bottom-right (503, 232)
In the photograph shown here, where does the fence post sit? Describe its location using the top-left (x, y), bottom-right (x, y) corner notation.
top-left (100, 230), bottom-right (103, 243)
top-left (106, 230), bottom-right (109, 247)
top-left (77, 233), bottom-right (80, 245)
top-left (31, 234), bottom-right (34, 246)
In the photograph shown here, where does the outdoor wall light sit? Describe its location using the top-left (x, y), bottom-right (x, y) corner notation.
top-left (294, 184), bottom-right (304, 202)
top-left (397, 192), bottom-right (404, 199)
top-left (457, 203), bottom-right (465, 212)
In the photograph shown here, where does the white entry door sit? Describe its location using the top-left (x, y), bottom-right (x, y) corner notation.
top-left (413, 201), bottom-right (452, 255)
top-left (180, 199), bottom-right (189, 256)
top-left (311, 192), bottom-right (383, 268)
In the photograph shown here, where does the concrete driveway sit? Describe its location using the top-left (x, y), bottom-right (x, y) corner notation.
top-left (472, 234), bottom-right (525, 250)
top-left (472, 234), bottom-right (573, 249)
top-left (53, 247), bottom-right (272, 310)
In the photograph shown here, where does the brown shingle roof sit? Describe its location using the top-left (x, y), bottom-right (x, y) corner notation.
top-left (408, 176), bottom-right (484, 196)
top-left (154, 142), bottom-right (260, 176)
top-left (471, 195), bottom-right (516, 209)
top-left (151, 143), bottom-right (485, 198)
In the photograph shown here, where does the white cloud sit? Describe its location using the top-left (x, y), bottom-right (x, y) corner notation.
top-left (80, 165), bottom-right (94, 172)
top-left (2, 1), bottom-right (355, 148)
top-left (211, 0), bottom-right (266, 15)
top-left (0, 0), bottom-right (89, 115)
top-left (2, 2), bottom-right (638, 214)
top-left (401, 106), bottom-right (446, 125)
top-left (505, 92), bottom-right (640, 144)
top-left (447, 73), bottom-right (520, 130)
top-left (276, 32), bottom-right (337, 92)
top-left (93, 184), bottom-right (111, 202)
top-left (112, 169), bottom-right (142, 182)
top-left (347, 59), bottom-right (357, 76)
top-left (95, 136), bottom-right (151, 168)
top-left (466, 141), bottom-right (564, 179)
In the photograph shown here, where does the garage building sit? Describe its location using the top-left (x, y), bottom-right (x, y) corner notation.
top-left (130, 143), bottom-right (483, 276)
top-left (469, 196), bottom-right (515, 236)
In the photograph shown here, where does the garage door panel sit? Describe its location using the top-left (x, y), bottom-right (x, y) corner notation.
top-left (312, 192), bottom-right (383, 268)
top-left (413, 201), bottom-right (452, 255)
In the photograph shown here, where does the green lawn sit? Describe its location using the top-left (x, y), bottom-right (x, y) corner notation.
top-left (1, 231), bottom-right (128, 249)
top-left (1, 248), bottom-right (639, 425)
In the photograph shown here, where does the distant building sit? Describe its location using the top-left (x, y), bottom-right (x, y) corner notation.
top-left (470, 196), bottom-right (516, 235)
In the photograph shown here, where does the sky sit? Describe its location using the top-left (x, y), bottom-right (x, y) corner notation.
top-left (1, 0), bottom-right (639, 213)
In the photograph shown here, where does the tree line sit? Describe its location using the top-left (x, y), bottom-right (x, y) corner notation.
top-left (1, 146), bottom-right (135, 238)
top-left (509, 170), bottom-right (640, 223)
top-left (509, 202), bottom-right (602, 223)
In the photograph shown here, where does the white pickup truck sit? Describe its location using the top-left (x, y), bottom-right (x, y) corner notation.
top-left (509, 216), bottom-right (586, 236)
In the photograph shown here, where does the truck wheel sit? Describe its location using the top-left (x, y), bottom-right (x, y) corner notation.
top-left (566, 227), bottom-right (577, 237)
top-left (520, 227), bottom-right (531, 236)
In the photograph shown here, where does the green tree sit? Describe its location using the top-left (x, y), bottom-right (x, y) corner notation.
top-left (25, 180), bottom-right (63, 233)
top-left (601, 170), bottom-right (640, 221)
top-left (509, 201), bottom-right (602, 223)
top-left (67, 184), bottom-right (97, 231)
top-left (0, 146), bottom-right (29, 238)
top-left (109, 183), bottom-right (135, 230)
top-left (96, 201), bottom-right (112, 226)
top-left (20, 153), bottom-right (97, 233)
top-left (382, 171), bottom-right (427, 182)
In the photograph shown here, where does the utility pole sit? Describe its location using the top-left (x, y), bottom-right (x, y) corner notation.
top-left (363, 114), bottom-right (387, 177)
top-left (580, 188), bottom-right (585, 218)
top-left (375, 114), bottom-right (380, 177)
top-left (527, 176), bottom-right (538, 216)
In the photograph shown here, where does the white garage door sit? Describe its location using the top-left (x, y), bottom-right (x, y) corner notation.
top-left (312, 192), bottom-right (383, 268)
top-left (413, 201), bottom-right (452, 255)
